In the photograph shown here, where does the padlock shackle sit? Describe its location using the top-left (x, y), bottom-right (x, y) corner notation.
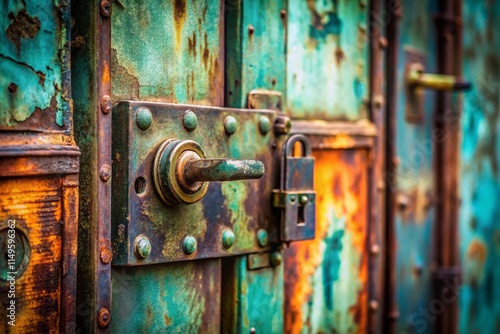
top-left (280, 134), bottom-right (313, 190)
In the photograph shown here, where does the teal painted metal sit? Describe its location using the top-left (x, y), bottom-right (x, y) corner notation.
top-left (393, 0), bottom-right (438, 332)
top-left (111, 259), bottom-right (221, 333)
top-left (286, 0), bottom-right (369, 120)
top-left (0, 1), bottom-right (71, 129)
top-left (111, 0), bottom-right (224, 106)
top-left (459, 0), bottom-right (500, 332)
top-left (225, 0), bottom-right (286, 108)
top-left (221, 255), bottom-right (284, 333)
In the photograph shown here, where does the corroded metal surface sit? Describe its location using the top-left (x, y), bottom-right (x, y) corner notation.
top-left (111, 0), bottom-right (224, 106)
top-left (111, 259), bottom-right (221, 332)
top-left (459, 0), bottom-right (500, 332)
top-left (0, 1), bottom-right (78, 332)
top-left (284, 149), bottom-right (369, 333)
top-left (225, 0), bottom-right (286, 108)
top-left (221, 254), bottom-right (284, 333)
top-left (111, 101), bottom-right (284, 265)
top-left (0, 1), bottom-right (71, 130)
top-left (286, 0), bottom-right (369, 120)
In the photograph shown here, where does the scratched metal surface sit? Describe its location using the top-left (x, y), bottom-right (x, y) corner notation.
top-left (0, 0), bottom-right (71, 130)
top-left (393, 1), bottom-right (438, 332)
top-left (111, 0), bottom-right (223, 106)
top-left (284, 149), bottom-right (369, 333)
top-left (286, 0), bottom-right (369, 120)
top-left (459, 0), bottom-right (500, 332)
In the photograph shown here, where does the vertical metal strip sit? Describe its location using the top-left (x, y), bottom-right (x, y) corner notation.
top-left (434, 1), bottom-right (461, 332)
top-left (368, 0), bottom-right (385, 332)
top-left (61, 174), bottom-right (80, 333)
top-left (96, 0), bottom-right (112, 331)
top-left (383, 0), bottom-right (401, 333)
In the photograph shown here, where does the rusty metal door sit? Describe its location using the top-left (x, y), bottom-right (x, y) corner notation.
top-left (1, 0), bottom-right (484, 333)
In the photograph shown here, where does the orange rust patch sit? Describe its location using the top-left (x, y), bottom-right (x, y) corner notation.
top-left (284, 149), bottom-right (369, 333)
top-left (467, 238), bottom-right (487, 263)
top-left (173, 0), bottom-right (187, 50)
top-left (0, 176), bottom-right (63, 332)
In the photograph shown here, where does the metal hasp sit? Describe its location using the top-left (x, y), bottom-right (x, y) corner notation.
top-left (273, 134), bottom-right (316, 242)
top-left (404, 48), bottom-right (471, 123)
top-left (154, 139), bottom-right (264, 206)
top-left (111, 101), bottom-right (284, 265)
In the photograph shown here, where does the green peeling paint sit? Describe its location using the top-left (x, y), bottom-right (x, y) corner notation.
top-left (0, 1), bottom-right (69, 129)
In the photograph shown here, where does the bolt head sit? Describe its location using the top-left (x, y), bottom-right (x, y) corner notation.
top-left (299, 195), bottom-right (308, 205)
top-left (136, 108), bottom-right (153, 131)
top-left (222, 230), bottom-right (235, 249)
top-left (259, 116), bottom-right (271, 134)
top-left (134, 235), bottom-right (152, 259)
top-left (257, 229), bottom-right (268, 247)
top-left (274, 115), bottom-right (291, 135)
top-left (224, 116), bottom-right (238, 135)
top-left (183, 110), bottom-right (198, 132)
top-left (182, 236), bottom-right (197, 254)
top-left (270, 251), bottom-right (282, 266)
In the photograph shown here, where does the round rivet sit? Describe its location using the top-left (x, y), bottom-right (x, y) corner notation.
top-left (290, 195), bottom-right (297, 203)
top-left (257, 229), bottom-right (268, 247)
top-left (270, 251), bottom-right (282, 266)
top-left (99, 164), bottom-right (111, 182)
top-left (299, 195), bottom-right (308, 205)
top-left (97, 308), bottom-right (110, 328)
top-left (224, 116), bottom-right (237, 135)
top-left (182, 236), bottom-right (197, 254)
top-left (259, 116), bottom-right (271, 134)
top-left (222, 230), bottom-right (235, 249)
top-left (136, 108), bottom-right (152, 131)
top-left (134, 235), bottom-right (152, 259)
top-left (183, 110), bottom-right (198, 132)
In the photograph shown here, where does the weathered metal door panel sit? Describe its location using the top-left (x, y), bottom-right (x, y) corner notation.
top-left (459, 0), bottom-right (500, 332)
top-left (0, 1), bottom-right (79, 332)
top-left (108, 1), bottom-right (225, 332)
top-left (391, 1), bottom-right (438, 332)
top-left (284, 148), bottom-right (371, 333)
top-left (286, 0), bottom-right (369, 120)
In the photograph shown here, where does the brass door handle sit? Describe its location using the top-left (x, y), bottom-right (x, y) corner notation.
top-left (407, 63), bottom-right (471, 91)
top-left (153, 139), bottom-right (264, 205)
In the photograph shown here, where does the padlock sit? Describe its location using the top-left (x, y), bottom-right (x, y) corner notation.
top-left (273, 134), bottom-right (316, 242)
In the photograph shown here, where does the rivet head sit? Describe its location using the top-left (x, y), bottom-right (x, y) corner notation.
top-left (299, 195), bottom-right (308, 205)
top-left (136, 108), bottom-right (152, 131)
top-left (259, 116), bottom-right (271, 134)
top-left (182, 236), bottom-right (197, 254)
top-left (370, 244), bottom-right (380, 256)
top-left (270, 251), bottom-right (282, 266)
top-left (134, 235), bottom-right (152, 259)
top-left (222, 230), bottom-right (235, 249)
top-left (290, 195), bottom-right (297, 203)
top-left (257, 229), bottom-right (268, 247)
top-left (369, 300), bottom-right (379, 312)
top-left (100, 95), bottom-right (112, 114)
top-left (183, 110), bottom-right (198, 132)
top-left (224, 116), bottom-right (238, 135)
top-left (97, 308), bottom-right (110, 328)
top-left (100, 245), bottom-right (113, 264)
top-left (99, 164), bottom-right (111, 182)
top-left (100, 0), bottom-right (112, 17)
